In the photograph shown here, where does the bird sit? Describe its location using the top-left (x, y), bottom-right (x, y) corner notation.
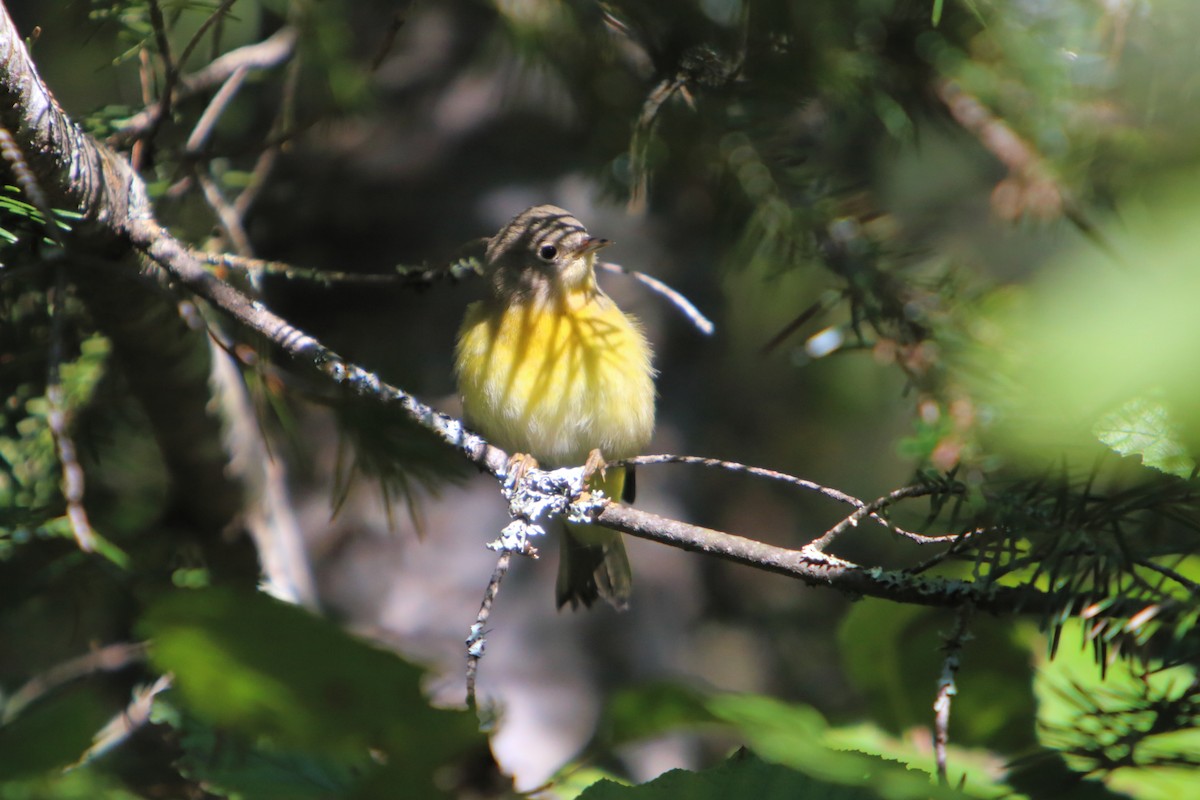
top-left (454, 205), bottom-right (656, 609)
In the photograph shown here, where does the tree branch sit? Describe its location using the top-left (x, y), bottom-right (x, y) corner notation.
top-left (124, 215), bottom-right (1090, 619)
top-left (110, 25), bottom-right (297, 148)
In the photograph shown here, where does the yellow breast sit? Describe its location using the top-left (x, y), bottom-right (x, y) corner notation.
top-left (455, 290), bottom-right (656, 466)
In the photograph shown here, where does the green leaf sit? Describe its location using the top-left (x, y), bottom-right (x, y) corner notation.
top-left (139, 588), bottom-right (481, 795)
top-left (597, 681), bottom-right (719, 746)
top-left (162, 700), bottom-right (357, 800)
top-left (579, 750), bottom-right (879, 800)
top-left (0, 767), bottom-right (144, 800)
top-left (705, 695), bottom-right (974, 799)
top-left (1094, 397), bottom-right (1195, 478)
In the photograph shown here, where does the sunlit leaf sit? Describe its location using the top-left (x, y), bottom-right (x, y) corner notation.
top-left (1094, 397), bottom-right (1195, 478)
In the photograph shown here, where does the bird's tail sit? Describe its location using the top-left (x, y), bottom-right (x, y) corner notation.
top-left (556, 466), bottom-right (634, 610)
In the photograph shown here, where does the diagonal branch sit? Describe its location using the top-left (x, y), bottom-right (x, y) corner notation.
top-left (127, 217), bottom-right (1079, 618)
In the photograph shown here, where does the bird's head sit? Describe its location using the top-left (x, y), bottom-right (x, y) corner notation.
top-left (485, 205), bottom-right (610, 302)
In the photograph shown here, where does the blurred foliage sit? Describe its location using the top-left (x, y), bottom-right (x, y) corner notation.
top-left (4, 0), bottom-right (1200, 797)
top-left (1033, 619), bottom-right (1200, 800)
top-left (580, 750), bottom-right (883, 800)
top-left (587, 681), bottom-right (1003, 798)
top-left (140, 588), bottom-right (486, 797)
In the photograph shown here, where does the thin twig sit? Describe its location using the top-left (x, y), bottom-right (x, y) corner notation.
top-left (200, 250), bottom-right (478, 286)
top-left (179, 26), bottom-right (297, 96)
top-left (174, 0), bottom-right (239, 76)
top-left (934, 605), bottom-right (974, 786)
top-left (142, 0), bottom-right (178, 146)
top-left (76, 674), bottom-right (173, 767)
top-left (233, 145), bottom-right (278, 220)
top-left (46, 268), bottom-right (97, 552)
top-left (760, 292), bottom-right (843, 356)
top-left (233, 35), bottom-right (302, 219)
top-left (621, 454), bottom-right (965, 546)
top-left (808, 484), bottom-right (966, 552)
top-left (596, 260), bottom-right (714, 335)
top-left (3, 642), bottom-right (150, 723)
top-left (185, 64), bottom-right (248, 154)
top-left (627, 74), bottom-right (688, 214)
top-left (132, 47), bottom-right (154, 170)
top-left (197, 170), bottom-right (252, 255)
top-left (112, 26), bottom-right (297, 147)
top-left (1133, 558), bottom-right (1200, 596)
top-left (368, 7), bottom-right (409, 74)
top-left (465, 552), bottom-right (512, 711)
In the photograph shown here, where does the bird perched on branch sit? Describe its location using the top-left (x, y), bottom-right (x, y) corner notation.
top-left (455, 205), bottom-right (656, 609)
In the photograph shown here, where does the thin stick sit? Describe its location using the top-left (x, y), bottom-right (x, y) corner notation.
top-left (174, 0), bottom-right (239, 76)
top-left (185, 65), bottom-right (248, 154)
top-left (622, 454), bottom-right (965, 546)
top-left (201, 250), bottom-right (477, 286)
top-left (3, 642), bottom-right (149, 722)
top-left (197, 170), bottom-right (252, 255)
top-left (934, 606), bottom-right (973, 786)
top-left (760, 293), bottom-right (842, 356)
top-left (368, 7), bottom-right (409, 74)
top-left (77, 674), bottom-right (173, 766)
top-left (808, 484), bottom-right (965, 552)
top-left (46, 269), bottom-right (97, 552)
top-left (626, 74), bottom-right (687, 214)
top-left (597, 260), bottom-right (714, 336)
top-left (465, 552), bottom-right (512, 712)
top-left (233, 36), bottom-right (302, 219)
top-left (1133, 558), bottom-right (1200, 595)
top-left (143, 0), bottom-right (178, 145)
top-left (112, 25), bottom-right (296, 147)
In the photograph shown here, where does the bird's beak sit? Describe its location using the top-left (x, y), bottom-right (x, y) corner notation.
top-left (577, 236), bottom-right (612, 256)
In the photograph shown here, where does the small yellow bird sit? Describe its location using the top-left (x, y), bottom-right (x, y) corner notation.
top-left (455, 205), bottom-right (656, 609)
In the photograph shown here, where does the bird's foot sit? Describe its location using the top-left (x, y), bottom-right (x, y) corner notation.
top-left (582, 448), bottom-right (608, 484)
top-left (506, 452), bottom-right (540, 485)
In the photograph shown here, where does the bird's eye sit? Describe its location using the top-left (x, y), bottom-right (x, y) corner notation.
top-left (538, 244), bottom-right (558, 261)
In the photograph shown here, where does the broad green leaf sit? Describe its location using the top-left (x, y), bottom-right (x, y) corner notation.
top-left (594, 683), bottom-right (1010, 798)
top-left (579, 750), bottom-right (879, 800)
top-left (706, 695), bottom-right (973, 799)
top-left (139, 588), bottom-right (481, 796)
top-left (162, 700), bottom-right (358, 800)
top-left (597, 681), bottom-right (719, 746)
top-left (0, 767), bottom-right (143, 800)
